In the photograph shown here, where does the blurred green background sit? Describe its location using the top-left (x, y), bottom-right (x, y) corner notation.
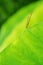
top-left (0, 0), bottom-right (39, 28)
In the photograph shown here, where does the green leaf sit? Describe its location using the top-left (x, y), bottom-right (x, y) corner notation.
top-left (0, 1), bottom-right (39, 46)
top-left (0, 1), bottom-right (43, 65)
